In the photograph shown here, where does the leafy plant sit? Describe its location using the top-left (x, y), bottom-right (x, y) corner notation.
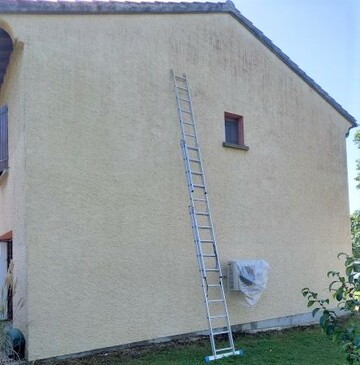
top-left (352, 211), bottom-right (360, 258)
top-left (302, 253), bottom-right (360, 364)
top-left (0, 260), bottom-right (23, 363)
top-left (354, 130), bottom-right (360, 190)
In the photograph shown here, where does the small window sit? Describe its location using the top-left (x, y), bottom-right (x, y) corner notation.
top-left (223, 112), bottom-right (249, 150)
top-left (0, 105), bottom-right (8, 173)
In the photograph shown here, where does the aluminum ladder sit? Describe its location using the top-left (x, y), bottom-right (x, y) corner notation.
top-left (172, 71), bottom-right (243, 362)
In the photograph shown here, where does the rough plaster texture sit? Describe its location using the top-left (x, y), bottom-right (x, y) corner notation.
top-left (0, 12), bottom-right (353, 361)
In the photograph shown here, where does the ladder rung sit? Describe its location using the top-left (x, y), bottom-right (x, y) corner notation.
top-left (177, 86), bottom-right (188, 91)
top-left (195, 211), bottom-right (209, 216)
top-left (213, 330), bottom-right (229, 336)
top-left (198, 226), bottom-right (212, 229)
top-left (209, 315), bottom-right (227, 319)
top-left (193, 198), bottom-right (207, 202)
top-left (189, 158), bottom-right (201, 163)
top-left (206, 268), bottom-right (219, 272)
top-left (203, 254), bottom-right (216, 258)
top-left (181, 110), bottom-right (192, 114)
top-left (193, 184), bottom-right (205, 189)
top-left (175, 75), bottom-right (186, 80)
top-left (182, 121), bottom-right (193, 125)
top-left (208, 299), bottom-right (224, 303)
top-left (200, 240), bottom-right (214, 243)
top-left (190, 171), bottom-right (202, 176)
top-left (179, 97), bottom-right (190, 103)
top-left (216, 347), bottom-right (233, 353)
top-left (184, 133), bottom-right (196, 138)
top-left (207, 284), bottom-right (221, 288)
top-left (187, 146), bottom-right (199, 151)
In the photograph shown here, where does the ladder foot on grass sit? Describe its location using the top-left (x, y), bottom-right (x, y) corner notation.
top-left (205, 349), bottom-right (244, 362)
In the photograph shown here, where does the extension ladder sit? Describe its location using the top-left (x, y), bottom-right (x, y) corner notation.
top-left (172, 71), bottom-right (243, 362)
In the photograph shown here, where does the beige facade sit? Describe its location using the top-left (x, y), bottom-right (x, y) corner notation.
top-left (0, 2), bottom-right (355, 361)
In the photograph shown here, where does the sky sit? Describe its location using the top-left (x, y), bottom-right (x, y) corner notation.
top-left (233, 0), bottom-right (360, 213)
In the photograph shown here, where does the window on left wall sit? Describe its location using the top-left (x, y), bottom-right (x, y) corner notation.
top-left (0, 105), bottom-right (8, 175)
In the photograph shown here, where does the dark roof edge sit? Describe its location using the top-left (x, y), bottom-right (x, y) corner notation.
top-left (0, 0), bottom-right (356, 127)
top-left (0, 1), bottom-right (231, 15)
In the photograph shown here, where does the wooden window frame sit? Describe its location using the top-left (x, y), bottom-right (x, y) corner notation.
top-left (7, 239), bottom-right (12, 321)
top-left (223, 112), bottom-right (249, 151)
top-left (0, 231), bottom-right (12, 321)
top-left (0, 105), bottom-right (9, 173)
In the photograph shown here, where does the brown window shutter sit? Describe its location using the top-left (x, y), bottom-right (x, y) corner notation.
top-left (0, 105), bottom-right (8, 171)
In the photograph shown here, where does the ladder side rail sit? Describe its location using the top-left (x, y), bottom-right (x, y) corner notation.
top-left (183, 74), bottom-right (202, 149)
top-left (181, 140), bottom-right (207, 278)
top-left (205, 205), bottom-right (223, 272)
top-left (176, 75), bottom-right (209, 278)
top-left (181, 140), bottom-right (216, 353)
top-left (183, 145), bottom-right (235, 353)
top-left (173, 72), bottom-right (195, 145)
top-left (180, 75), bottom-right (232, 350)
top-left (176, 76), bottom-right (220, 341)
top-left (184, 155), bottom-right (221, 350)
top-left (204, 205), bottom-right (236, 351)
top-left (183, 76), bottom-right (215, 233)
top-left (188, 201), bottom-right (217, 357)
top-left (206, 298), bottom-right (217, 358)
top-left (180, 140), bottom-right (195, 196)
top-left (198, 263), bottom-right (217, 357)
top-left (205, 215), bottom-right (236, 353)
top-left (173, 75), bottom-right (190, 142)
top-left (188, 205), bottom-right (204, 271)
top-left (189, 204), bottom-right (208, 279)
top-left (181, 76), bottom-right (206, 187)
top-left (183, 75), bottom-right (231, 311)
top-left (189, 205), bottom-right (218, 358)
top-left (219, 281), bottom-right (236, 352)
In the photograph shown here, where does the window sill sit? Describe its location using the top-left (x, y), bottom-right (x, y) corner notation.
top-left (222, 142), bottom-right (249, 151)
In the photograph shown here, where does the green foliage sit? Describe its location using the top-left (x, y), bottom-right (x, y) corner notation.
top-left (302, 253), bottom-right (360, 364)
top-left (354, 131), bottom-right (360, 190)
top-left (0, 260), bottom-right (23, 362)
top-left (352, 211), bottom-right (360, 257)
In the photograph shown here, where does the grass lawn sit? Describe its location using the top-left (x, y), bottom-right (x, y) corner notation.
top-left (39, 326), bottom-right (346, 365)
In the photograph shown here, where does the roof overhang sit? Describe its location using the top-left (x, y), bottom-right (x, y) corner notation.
top-left (0, 0), bottom-right (356, 127)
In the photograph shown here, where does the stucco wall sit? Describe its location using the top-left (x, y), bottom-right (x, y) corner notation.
top-left (0, 13), bottom-right (352, 361)
top-left (0, 22), bottom-right (28, 337)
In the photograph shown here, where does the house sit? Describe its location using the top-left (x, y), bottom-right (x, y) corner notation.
top-left (0, 0), bottom-right (356, 361)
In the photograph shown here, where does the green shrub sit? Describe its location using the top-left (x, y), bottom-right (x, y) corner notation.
top-left (351, 211), bottom-right (360, 257)
top-left (0, 260), bottom-right (22, 362)
top-left (302, 253), bottom-right (360, 364)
